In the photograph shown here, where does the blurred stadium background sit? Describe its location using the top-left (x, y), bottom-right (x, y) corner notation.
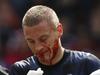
top-left (0, 0), bottom-right (100, 69)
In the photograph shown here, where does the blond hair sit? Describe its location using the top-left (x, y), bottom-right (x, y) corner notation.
top-left (22, 5), bottom-right (59, 27)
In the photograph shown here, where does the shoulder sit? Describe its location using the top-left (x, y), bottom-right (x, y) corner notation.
top-left (65, 49), bottom-right (100, 64)
top-left (9, 56), bottom-right (38, 75)
top-left (65, 50), bottom-right (100, 73)
top-left (67, 50), bottom-right (99, 60)
top-left (13, 56), bottom-right (36, 68)
top-left (65, 49), bottom-right (92, 60)
top-left (66, 50), bottom-right (100, 73)
top-left (73, 50), bottom-right (100, 63)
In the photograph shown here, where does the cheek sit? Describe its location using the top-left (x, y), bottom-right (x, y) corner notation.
top-left (46, 38), bottom-right (58, 52)
top-left (52, 40), bottom-right (59, 50)
top-left (51, 39), bottom-right (59, 60)
top-left (47, 38), bottom-right (56, 47)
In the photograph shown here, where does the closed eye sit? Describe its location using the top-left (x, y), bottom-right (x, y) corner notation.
top-left (27, 39), bottom-right (35, 44)
top-left (39, 35), bottom-right (49, 42)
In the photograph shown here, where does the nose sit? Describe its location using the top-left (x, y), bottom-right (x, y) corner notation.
top-left (34, 42), bottom-right (44, 53)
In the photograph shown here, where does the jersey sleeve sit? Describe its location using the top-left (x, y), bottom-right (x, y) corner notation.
top-left (9, 56), bottom-right (39, 75)
top-left (9, 61), bottom-right (30, 75)
top-left (85, 53), bottom-right (100, 74)
top-left (9, 63), bottom-right (21, 75)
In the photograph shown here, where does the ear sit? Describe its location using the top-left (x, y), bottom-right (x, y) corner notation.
top-left (57, 23), bottom-right (63, 38)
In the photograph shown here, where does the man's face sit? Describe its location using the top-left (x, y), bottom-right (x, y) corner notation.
top-left (23, 21), bottom-right (59, 65)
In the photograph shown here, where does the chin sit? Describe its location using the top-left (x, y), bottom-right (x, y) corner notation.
top-left (39, 59), bottom-right (53, 66)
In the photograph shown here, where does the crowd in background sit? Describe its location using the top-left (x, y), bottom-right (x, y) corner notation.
top-left (0, 0), bottom-right (100, 69)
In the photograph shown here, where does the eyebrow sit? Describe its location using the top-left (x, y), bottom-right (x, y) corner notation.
top-left (41, 34), bottom-right (49, 38)
top-left (26, 34), bottom-right (49, 41)
top-left (26, 38), bottom-right (34, 41)
top-left (39, 35), bottom-right (49, 44)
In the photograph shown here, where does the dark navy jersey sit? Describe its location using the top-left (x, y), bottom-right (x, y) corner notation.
top-left (9, 50), bottom-right (100, 75)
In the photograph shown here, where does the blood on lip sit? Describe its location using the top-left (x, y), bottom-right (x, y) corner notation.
top-left (34, 39), bottom-right (59, 65)
top-left (35, 43), bottom-right (52, 58)
top-left (36, 48), bottom-right (51, 59)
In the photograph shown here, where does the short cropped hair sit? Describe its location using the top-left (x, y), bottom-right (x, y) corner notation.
top-left (22, 5), bottom-right (59, 27)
